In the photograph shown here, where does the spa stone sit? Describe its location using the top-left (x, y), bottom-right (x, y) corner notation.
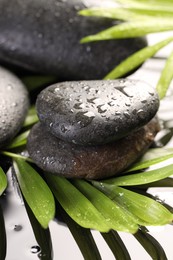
top-left (0, 0), bottom-right (147, 80)
top-left (27, 118), bottom-right (160, 179)
top-left (0, 66), bottom-right (29, 148)
top-left (36, 79), bottom-right (160, 145)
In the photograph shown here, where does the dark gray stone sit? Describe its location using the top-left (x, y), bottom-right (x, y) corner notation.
top-left (0, 0), bottom-right (147, 80)
top-left (27, 118), bottom-right (160, 179)
top-left (36, 79), bottom-right (160, 145)
top-left (0, 66), bottom-right (29, 148)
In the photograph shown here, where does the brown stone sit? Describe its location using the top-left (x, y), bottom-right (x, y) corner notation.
top-left (27, 117), bottom-right (160, 179)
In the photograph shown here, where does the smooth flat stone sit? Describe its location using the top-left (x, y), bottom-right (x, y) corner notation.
top-left (27, 118), bottom-right (160, 179)
top-left (36, 79), bottom-right (160, 145)
top-left (0, 0), bottom-right (146, 80)
top-left (0, 66), bottom-right (29, 148)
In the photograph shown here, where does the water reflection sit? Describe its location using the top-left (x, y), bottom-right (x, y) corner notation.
top-left (1, 169), bottom-right (39, 260)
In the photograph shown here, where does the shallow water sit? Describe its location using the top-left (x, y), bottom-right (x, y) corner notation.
top-left (1, 169), bottom-right (39, 260)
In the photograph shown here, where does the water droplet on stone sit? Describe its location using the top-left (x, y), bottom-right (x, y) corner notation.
top-left (68, 18), bottom-right (73, 23)
top-left (74, 5), bottom-right (80, 11)
top-left (119, 79), bottom-right (126, 84)
top-left (148, 90), bottom-right (154, 96)
top-left (97, 104), bottom-right (107, 113)
top-left (87, 97), bottom-right (96, 104)
top-left (12, 102), bottom-right (17, 107)
top-left (84, 111), bottom-right (95, 117)
top-left (38, 33), bottom-right (43, 39)
top-left (108, 101), bottom-right (115, 106)
top-left (124, 111), bottom-right (131, 119)
top-left (132, 109), bottom-right (136, 114)
top-left (137, 109), bottom-right (145, 119)
top-left (61, 125), bottom-right (68, 133)
top-left (89, 87), bottom-right (95, 92)
top-left (123, 87), bottom-right (134, 97)
top-left (125, 101), bottom-right (131, 106)
top-left (74, 103), bottom-right (83, 109)
top-left (54, 87), bottom-right (60, 92)
top-left (86, 46), bottom-right (91, 52)
top-left (55, 11), bottom-right (60, 17)
top-left (115, 111), bottom-right (121, 115)
top-left (7, 84), bottom-right (13, 90)
top-left (141, 99), bottom-right (147, 103)
top-left (10, 45), bottom-right (17, 51)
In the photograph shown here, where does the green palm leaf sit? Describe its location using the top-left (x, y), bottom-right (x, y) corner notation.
top-left (157, 49), bottom-right (173, 99)
top-left (134, 228), bottom-right (168, 260)
top-left (13, 159), bottom-right (55, 228)
top-left (80, 20), bottom-right (173, 43)
top-left (56, 201), bottom-right (102, 260)
top-left (96, 164), bottom-right (173, 187)
top-left (126, 148), bottom-right (173, 172)
top-left (79, 7), bottom-right (146, 21)
top-left (102, 231), bottom-right (131, 260)
top-left (103, 37), bottom-right (173, 81)
top-left (24, 200), bottom-right (53, 260)
top-left (103, 186), bottom-right (173, 225)
top-left (45, 175), bottom-right (110, 232)
top-left (73, 179), bottom-right (138, 233)
top-left (0, 167), bottom-right (7, 196)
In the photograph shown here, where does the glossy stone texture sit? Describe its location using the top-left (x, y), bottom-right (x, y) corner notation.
top-left (0, 0), bottom-right (147, 80)
top-left (0, 66), bottom-right (29, 148)
top-left (27, 118), bottom-right (160, 179)
top-left (36, 79), bottom-right (160, 145)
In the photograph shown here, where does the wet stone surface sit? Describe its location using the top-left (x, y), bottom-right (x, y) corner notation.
top-left (0, 0), bottom-right (147, 79)
top-left (0, 66), bottom-right (29, 148)
top-left (36, 79), bottom-right (160, 145)
top-left (27, 118), bottom-right (160, 179)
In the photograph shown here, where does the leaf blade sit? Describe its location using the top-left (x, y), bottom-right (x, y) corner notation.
top-left (134, 228), bottom-right (168, 260)
top-left (45, 175), bottom-right (110, 232)
top-left (6, 130), bottom-right (30, 149)
top-left (108, 187), bottom-right (173, 225)
top-left (23, 106), bottom-right (38, 128)
top-left (126, 148), bottom-right (173, 172)
top-left (103, 37), bottom-right (173, 79)
top-left (157, 49), bottom-right (173, 99)
top-left (24, 199), bottom-right (53, 260)
top-left (81, 20), bottom-right (173, 43)
top-left (98, 164), bottom-right (173, 187)
top-left (56, 201), bottom-right (102, 260)
top-left (13, 159), bottom-right (55, 228)
top-left (117, 0), bottom-right (173, 11)
top-left (0, 167), bottom-right (7, 196)
top-left (73, 179), bottom-right (138, 233)
top-left (102, 231), bottom-right (131, 260)
top-left (79, 7), bottom-right (145, 21)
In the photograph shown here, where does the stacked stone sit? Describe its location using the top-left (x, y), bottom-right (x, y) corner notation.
top-left (27, 79), bottom-right (160, 179)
